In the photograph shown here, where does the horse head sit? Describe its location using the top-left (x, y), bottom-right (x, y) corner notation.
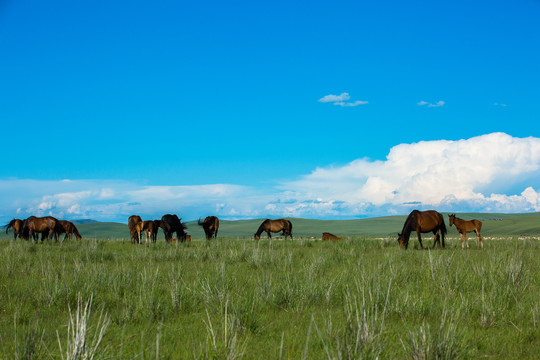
top-left (254, 233), bottom-right (260, 241)
top-left (397, 232), bottom-right (408, 249)
top-left (448, 214), bottom-right (455, 226)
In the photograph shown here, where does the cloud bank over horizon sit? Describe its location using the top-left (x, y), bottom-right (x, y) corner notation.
top-left (2, 133), bottom-right (540, 223)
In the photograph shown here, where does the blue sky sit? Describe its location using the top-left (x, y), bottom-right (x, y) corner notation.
top-left (1, 0), bottom-right (540, 222)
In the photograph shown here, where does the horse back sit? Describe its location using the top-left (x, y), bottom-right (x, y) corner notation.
top-left (416, 210), bottom-right (444, 233)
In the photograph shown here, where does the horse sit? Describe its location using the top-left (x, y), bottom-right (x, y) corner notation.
top-left (397, 210), bottom-right (446, 249)
top-left (254, 219), bottom-right (293, 240)
top-left (58, 220), bottom-right (82, 241)
top-left (448, 214), bottom-right (483, 249)
top-left (322, 232), bottom-right (342, 242)
top-left (128, 215), bottom-right (143, 244)
top-left (161, 214), bottom-right (187, 243)
top-left (5, 219), bottom-right (24, 239)
top-left (198, 216), bottom-right (219, 240)
top-left (143, 220), bottom-right (160, 244)
top-left (21, 216), bottom-right (63, 242)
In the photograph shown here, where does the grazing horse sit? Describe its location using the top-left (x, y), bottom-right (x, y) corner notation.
top-left (143, 220), bottom-right (160, 244)
top-left (22, 216), bottom-right (63, 242)
top-left (397, 210), bottom-right (446, 249)
top-left (322, 232), bottom-right (342, 242)
top-left (198, 216), bottom-right (219, 240)
top-left (128, 215), bottom-right (143, 244)
top-left (254, 219), bottom-right (293, 240)
top-left (59, 220), bottom-right (82, 241)
top-left (161, 214), bottom-right (187, 243)
top-left (448, 214), bottom-right (483, 249)
top-left (5, 219), bottom-right (24, 239)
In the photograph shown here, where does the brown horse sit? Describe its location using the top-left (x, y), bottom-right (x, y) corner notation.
top-left (5, 219), bottom-right (24, 239)
top-left (254, 219), bottom-right (293, 240)
top-left (448, 214), bottom-right (483, 249)
top-left (397, 210), bottom-right (446, 249)
top-left (143, 220), bottom-right (160, 244)
top-left (322, 232), bottom-right (342, 242)
top-left (59, 220), bottom-right (82, 241)
top-left (198, 216), bottom-right (219, 240)
top-left (22, 216), bottom-right (63, 242)
top-left (128, 215), bottom-right (143, 244)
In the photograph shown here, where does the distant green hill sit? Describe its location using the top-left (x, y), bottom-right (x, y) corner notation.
top-left (2, 212), bottom-right (540, 241)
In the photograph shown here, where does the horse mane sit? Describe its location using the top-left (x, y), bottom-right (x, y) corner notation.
top-left (255, 220), bottom-right (270, 236)
top-left (401, 210), bottom-right (419, 237)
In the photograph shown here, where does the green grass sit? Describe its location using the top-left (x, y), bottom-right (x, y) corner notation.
top-left (0, 235), bottom-right (538, 359)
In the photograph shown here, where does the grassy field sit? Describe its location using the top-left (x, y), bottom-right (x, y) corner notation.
top-left (0, 233), bottom-right (539, 359)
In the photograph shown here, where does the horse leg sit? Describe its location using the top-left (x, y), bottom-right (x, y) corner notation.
top-left (267, 231), bottom-right (272, 239)
top-left (464, 233), bottom-right (469, 249)
top-left (476, 229), bottom-right (483, 249)
top-left (432, 230), bottom-right (440, 249)
top-left (416, 231), bottom-right (424, 249)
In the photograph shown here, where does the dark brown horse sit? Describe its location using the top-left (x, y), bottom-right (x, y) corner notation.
top-left (128, 215), bottom-right (143, 244)
top-left (58, 220), bottom-right (82, 241)
top-left (5, 219), bottom-right (24, 239)
top-left (161, 214), bottom-right (187, 243)
top-left (397, 210), bottom-right (446, 249)
top-left (143, 220), bottom-right (160, 244)
top-left (322, 232), bottom-right (342, 242)
top-left (254, 219), bottom-right (293, 240)
top-left (198, 216), bottom-right (220, 240)
top-left (22, 216), bottom-right (64, 242)
top-left (448, 214), bottom-right (483, 249)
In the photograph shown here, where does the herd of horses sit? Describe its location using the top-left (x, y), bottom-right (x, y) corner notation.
top-left (4, 211), bottom-right (483, 250)
top-left (127, 215), bottom-right (219, 244)
top-left (4, 216), bottom-right (82, 242)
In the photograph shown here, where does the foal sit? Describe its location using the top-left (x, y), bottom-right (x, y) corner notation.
top-left (448, 214), bottom-right (483, 249)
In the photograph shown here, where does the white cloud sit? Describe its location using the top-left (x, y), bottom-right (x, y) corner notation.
top-left (418, 100), bottom-right (445, 107)
top-left (319, 92), bottom-right (368, 107)
top-left (2, 133), bottom-right (540, 222)
top-left (318, 92), bottom-right (351, 103)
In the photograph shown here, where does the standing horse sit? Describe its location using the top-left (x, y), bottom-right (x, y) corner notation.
top-left (5, 219), bottom-right (24, 239)
top-left (128, 215), bottom-right (143, 244)
top-left (161, 214), bottom-right (188, 243)
top-left (143, 220), bottom-right (160, 244)
top-left (448, 214), bottom-right (483, 249)
top-left (59, 220), bottom-right (82, 241)
top-left (198, 216), bottom-right (219, 240)
top-left (254, 219), bottom-right (293, 240)
top-left (22, 216), bottom-right (63, 242)
top-left (397, 210), bottom-right (446, 249)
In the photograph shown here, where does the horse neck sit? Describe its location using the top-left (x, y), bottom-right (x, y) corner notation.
top-left (401, 213), bottom-right (418, 240)
top-left (453, 217), bottom-right (465, 229)
top-left (255, 224), bottom-right (265, 236)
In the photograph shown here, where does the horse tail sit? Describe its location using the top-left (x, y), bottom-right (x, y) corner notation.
top-left (5, 219), bottom-right (15, 233)
top-left (440, 217), bottom-right (447, 236)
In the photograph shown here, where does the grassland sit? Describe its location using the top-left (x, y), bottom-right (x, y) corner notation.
top-left (1, 214), bottom-right (539, 359)
top-left (0, 230), bottom-right (539, 359)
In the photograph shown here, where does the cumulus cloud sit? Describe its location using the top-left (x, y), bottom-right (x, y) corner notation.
top-left (319, 92), bottom-right (368, 107)
top-left (418, 100), bottom-right (445, 107)
top-left (277, 132), bottom-right (540, 216)
top-left (2, 133), bottom-right (540, 222)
